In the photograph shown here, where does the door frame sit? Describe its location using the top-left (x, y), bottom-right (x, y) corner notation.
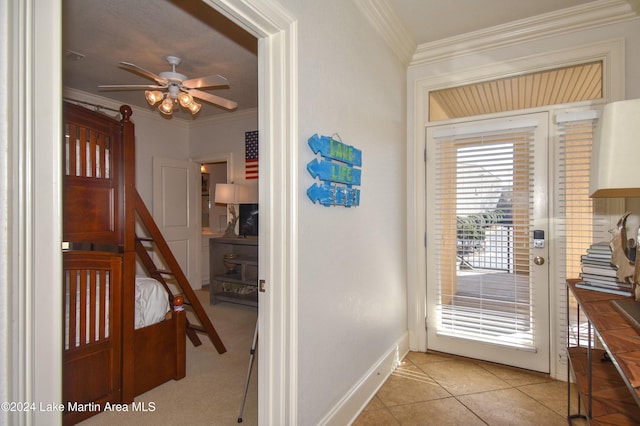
top-left (407, 39), bottom-right (624, 380)
top-left (14, 0), bottom-right (299, 424)
top-left (202, 1), bottom-right (299, 423)
top-left (193, 153), bottom-right (232, 286)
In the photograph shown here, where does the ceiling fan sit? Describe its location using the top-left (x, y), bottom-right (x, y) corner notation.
top-left (99, 55), bottom-right (237, 115)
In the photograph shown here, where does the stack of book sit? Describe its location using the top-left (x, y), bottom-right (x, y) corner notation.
top-left (577, 241), bottom-right (634, 296)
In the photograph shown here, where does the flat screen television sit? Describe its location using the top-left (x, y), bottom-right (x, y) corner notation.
top-left (239, 203), bottom-right (258, 236)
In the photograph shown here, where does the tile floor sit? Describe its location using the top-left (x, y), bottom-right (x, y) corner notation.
top-left (353, 351), bottom-right (588, 425)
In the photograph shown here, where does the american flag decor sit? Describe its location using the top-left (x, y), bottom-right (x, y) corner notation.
top-left (245, 130), bottom-right (259, 180)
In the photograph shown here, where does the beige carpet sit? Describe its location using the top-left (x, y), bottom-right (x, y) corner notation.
top-left (80, 288), bottom-right (258, 426)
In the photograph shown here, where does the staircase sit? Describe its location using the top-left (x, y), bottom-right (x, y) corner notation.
top-left (134, 190), bottom-right (226, 354)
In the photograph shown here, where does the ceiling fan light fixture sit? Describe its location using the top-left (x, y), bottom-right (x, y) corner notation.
top-left (145, 90), bottom-right (164, 106)
top-left (159, 96), bottom-right (174, 115)
top-left (102, 57), bottom-right (237, 117)
top-left (188, 101), bottom-right (201, 115)
top-left (178, 91), bottom-right (193, 108)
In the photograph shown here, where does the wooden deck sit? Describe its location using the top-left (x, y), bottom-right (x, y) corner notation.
top-left (442, 271), bottom-right (532, 339)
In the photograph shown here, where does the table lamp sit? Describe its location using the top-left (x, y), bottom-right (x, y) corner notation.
top-left (590, 98), bottom-right (640, 300)
top-left (215, 183), bottom-right (239, 238)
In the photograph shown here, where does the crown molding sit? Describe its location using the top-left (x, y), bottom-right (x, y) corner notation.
top-left (63, 87), bottom-right (131, 118)
top-left (410, 0), bottom-right (639, 67)
top-left (188, 107), bottom-right (258, 128)
top-left (354, 0), bottom-right (416, 65)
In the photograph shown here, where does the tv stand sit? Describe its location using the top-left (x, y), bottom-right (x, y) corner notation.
top-left (209, 237), bottom-right (258, 307)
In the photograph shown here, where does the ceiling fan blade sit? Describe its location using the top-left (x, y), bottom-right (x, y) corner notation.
top-left (119, 61), bottom-right (168, 85)
top-left (189, 89), bottom-right (238, 110)
top-left (98, 84), bottom-right (166, 90)
top-left (182, 74), bottom-right (229, 89)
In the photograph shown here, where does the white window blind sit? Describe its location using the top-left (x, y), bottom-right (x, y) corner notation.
top-left (554, 111), bottom-right (608, 347)
top-left (555, 113), bottom-right (599, 280)
top-left (433, 123), bottom-right (537, 349)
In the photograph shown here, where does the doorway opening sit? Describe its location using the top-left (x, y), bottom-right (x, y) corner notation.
top-left (201, 161), bottom-right (229, 235)
top-left (424, 58), bottom-right (607, 373)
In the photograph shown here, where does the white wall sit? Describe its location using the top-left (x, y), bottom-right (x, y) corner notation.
top-left (189, 108), bottom-right (258, 190)
top-left (277, 1), bottom-right (408, 424)
top-left (132, 112), bottom-right (190, 206)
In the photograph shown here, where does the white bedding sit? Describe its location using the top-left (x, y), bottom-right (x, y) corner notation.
top-left (135, 276), bottom-right (171, 329)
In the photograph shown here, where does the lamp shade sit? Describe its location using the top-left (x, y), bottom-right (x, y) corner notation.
top-left (145, 90), bottom-right (164, 106)
top-left (178, 91), bottom-right (193, 107)
top-left (214, 183), bottom-right (238, 204)
top-left (590, 98), bottom-right (640, 198)
top-left (188, 101), bottom-right (201, 114)
top-left (159, 96), bottom-right (174, 115)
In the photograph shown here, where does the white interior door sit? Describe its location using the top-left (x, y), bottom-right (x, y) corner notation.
top-left (152, 157), bottom-right (200, 289)
top-left (425, 112), bottom-right (550, 372)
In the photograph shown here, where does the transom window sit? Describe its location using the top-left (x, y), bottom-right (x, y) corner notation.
top-left (429, 61), bottom-right (603, 121)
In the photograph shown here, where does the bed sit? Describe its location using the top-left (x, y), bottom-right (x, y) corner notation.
top-left (61, 102), bottom-right (196, 425)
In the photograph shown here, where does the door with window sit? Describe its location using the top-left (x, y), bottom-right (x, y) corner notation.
top-left (426, 113), bottom-right (550, 372)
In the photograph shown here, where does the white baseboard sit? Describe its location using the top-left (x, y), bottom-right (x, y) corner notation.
top-left (319, 331), bottom-right (410, 426)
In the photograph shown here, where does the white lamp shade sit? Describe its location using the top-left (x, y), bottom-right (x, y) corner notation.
top-left (590, 98), bottom-right (640, 198)
top-left (145, 90), bottom-right (164, 106)
top-left (178, 91), bottom-right (193, 107)
top-left (214, 183), bottom-right (238, 204)
top-left (158, 96), bottom-right (174, 115)
top-left (144, 89), bottom-right (201, 116)
top-left (188, 101), bottom-right (201, 114)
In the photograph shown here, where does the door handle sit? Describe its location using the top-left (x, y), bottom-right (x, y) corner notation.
top-left (534, 256), bottom-right (545, 266)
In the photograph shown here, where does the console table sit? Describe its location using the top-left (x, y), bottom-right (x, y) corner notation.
top-left (566, 279), bottom-right (640, 423)
top-left (209, 237), bottom-right (258, 307)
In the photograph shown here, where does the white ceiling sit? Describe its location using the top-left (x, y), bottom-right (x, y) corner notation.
top-left (62, 0), bottom-right (622, 120)
top-left (62, 0), bottom-right (259, 120)
top-left (386, 0), bottom-right (596, 44)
